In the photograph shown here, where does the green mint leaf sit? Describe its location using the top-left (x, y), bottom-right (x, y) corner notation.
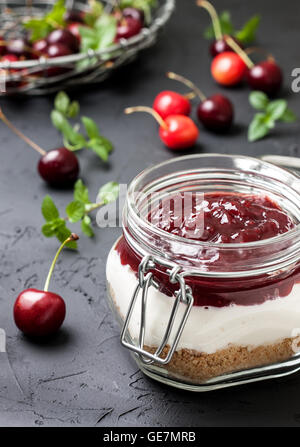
top-left (74, 179), bottom-right (91, 204)
top-left (235, 15), bottom-right (261, 45)
top-left (81, 116), bottom-right (100, 139)
top-left (42, 222), bottom-right (56, 237)
top-left (87, 136), bottom-right (113, 161)
top-left (41, 218), bottom-right (65, 237)
top-left (51, 110), bottom-right (86, 150)
top-left (249, 91), bottom-right (269, 110)
top-left (54, 91), bottom-right (70, 115)
top-left (24, 0), bottom-right (66, 42)
top-left (81, 215), bottom-right (94, 237)
top-left (55, 224), bottom-right (77, 250)
top-left (67, 101), bottom-right (80, 118)
top-left (66, 200), bottom-right (85, 223)
top-left (204, 10), bottom-right (234, 39)
top-left (23, 19), bottom-right (51, 42)
top-left (266, 99), bottom-right (287, 121)
top-left (94, 14), bottom-right (117, 51)
top-left (41, 195), bottom-right (59, 221)
top-left (84, 0), bottom-right (104, 27)
top-left (280, 108), bottom-right (297, 123)
top-left (248, 113), bottom-right (270, 142)
top-left (89, 142), bottom-right (109, 161)
top-left (98, 181), bottom-right (119, 204)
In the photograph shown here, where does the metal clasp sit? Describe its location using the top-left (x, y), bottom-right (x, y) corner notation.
top-left (120, 255), bottom-right (194, 365)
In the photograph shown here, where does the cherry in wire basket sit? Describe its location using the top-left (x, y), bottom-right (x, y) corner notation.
top-left (14, 233), bottom-right (79, 337)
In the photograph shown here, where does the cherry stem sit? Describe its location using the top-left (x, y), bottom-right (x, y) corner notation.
top-left (124, 106), bottom-right (168, 130)
top-left (197, 0), bottom-right (222, 41)
top-left (167, 71), bottom-right (207, 102)
top-left (224, 35), bottom-right (254, 69)
top-left (245, 46), bottom-right (275, 62)
top-left (44, 233), bottom-right (79, 292)
top-left (0, 107), bottom-right (47, 156)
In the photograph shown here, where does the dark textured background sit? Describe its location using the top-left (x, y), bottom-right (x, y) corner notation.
top-left (0, 0), bottom-right (300, 427)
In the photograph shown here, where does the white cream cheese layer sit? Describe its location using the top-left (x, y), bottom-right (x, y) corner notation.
top-left (106, 246), bottom-right (300, 354)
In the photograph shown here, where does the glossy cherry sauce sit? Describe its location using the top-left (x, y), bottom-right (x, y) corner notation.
top-left (116, 192), bottom-right (299, 307)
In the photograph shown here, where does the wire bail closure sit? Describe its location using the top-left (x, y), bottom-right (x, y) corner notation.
top-left (120, 255), bottom-right (194, 365)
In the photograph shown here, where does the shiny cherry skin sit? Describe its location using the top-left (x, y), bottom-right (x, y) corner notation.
top-left (32, 38), bottom-right (48, 56)
top-left (33, 38), bottom-right (48, 53)
top-left (153, 90), bottom-right (191, 119)
top-left (159, 115), bottom-right (199, 150)
top-left (46, 42), bottom-right (73, 58)
top-left (38, 147), bottom-right (79, 186)
top-left (116, 17), bottom-right (142, 40)
top-left (6, 38), bottom-right (29, 57)
top-left (0, 36), bottom-right (6, 56)
top-left (14, 288), bottom-right (66, 337)
top-left (197, 94), bottom-right (234, 132)
top-left (65, 9), bottom-right (85, 23)
top-left (211, 51), bottom-right (246, 86)
top-left (47, 29), bottom-right (79, 53)
top-left (210, 36), bottom-right (242, 57)
top-left (67, 22), bottom-right (83, 42)
top-left (246, 60), bottom-right (283, 95)
top-left (122, 7), bottom-right (144, 24)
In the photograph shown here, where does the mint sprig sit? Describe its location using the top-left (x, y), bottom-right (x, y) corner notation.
top-left (23, 0), bottom-right (67, 42)
top-left (41, 179), bottom-right (119, 248)
top-left (204, 10), bottom-right (260, 45)
top-left (78, 14), bottom-right (117, 69)
top-left (248, 91), bottom-right (297, 142)
top-left (51, 92), bottom-right (113, 161)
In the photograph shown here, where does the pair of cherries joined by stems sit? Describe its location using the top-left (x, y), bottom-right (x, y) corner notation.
top-left (0, 107), bottom-right (79, 187)
top-left (125, 72), bottom-right (234, 150)
top-left (198, 0), bottom-right (283, 95)
top-left (14, 234), bottom-right (79, 337)
top-left (211, 36), bottom-right (283, 95)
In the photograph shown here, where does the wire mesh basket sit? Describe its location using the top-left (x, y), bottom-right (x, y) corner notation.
top-left (0, 0), bottom-right (175, 95)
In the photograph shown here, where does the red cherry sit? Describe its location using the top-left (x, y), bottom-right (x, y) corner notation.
top-left (0, 108), bottom-right (79, 186)
top-left (197, 94), bottom-right (234, 132)
top-left (211, 51), bottom-right (246, 86)
top-left (14, 289), bottom-right (66, 337)
top-left (153, 90), bottom-right (191, 119)
top-left (159, 115), bottom-right (199, 150)
top-left (32, 38), bottom-right (48, 55)
top-left (125, 106), bottom-right (199, 150)
top-left (46, 42), bottom-right (73, 58)
top-left (47, 29), bottom-right (79, 52)
top-left (167, 72), bottom-right (234, 133)
top-left (67, 22), bottom-right (83, 42)
top-left (13, 233), bottom-right (79, 337)
top-left (246, 60), bottom-right (283, 95)
top-left (210, 36), bottom-right (243, 57)
top-left (116, 17), bottom-right (142, 40)
top-left (122, 7), bottom-right (144, 24)
top-left (38, 147), bottom-right (79, 186)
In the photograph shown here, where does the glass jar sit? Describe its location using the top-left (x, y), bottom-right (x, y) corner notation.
top-left (106, 154), bottom-right (300, 391)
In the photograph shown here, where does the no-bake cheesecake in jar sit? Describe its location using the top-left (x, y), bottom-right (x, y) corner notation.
top-left (106, 154), bottom-right (300, 390)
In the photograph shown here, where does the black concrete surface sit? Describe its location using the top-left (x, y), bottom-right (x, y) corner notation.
top-left (0, 0), bottom-right (300, 427)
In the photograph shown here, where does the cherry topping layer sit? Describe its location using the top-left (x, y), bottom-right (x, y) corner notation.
top-left (149, 192), bottom-right (295, 243)
top-left (116, 192), bottom-right (299, 307)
